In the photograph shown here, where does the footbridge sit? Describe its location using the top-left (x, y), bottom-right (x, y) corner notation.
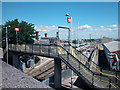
top-left (8, 44), bottom-right (120, 89)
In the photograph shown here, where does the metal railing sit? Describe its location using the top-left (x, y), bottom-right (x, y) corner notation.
top-left (9, 44), bottom-right (58, 57)
top-left (69, 45), bottom-right (120, 85)
top-left (57, 45), bottom-right (119, 88)
top-left (8, 44), bottom-right (120, 89)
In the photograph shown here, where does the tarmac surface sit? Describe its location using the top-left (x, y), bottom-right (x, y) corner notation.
top-left (0, 48), bottom-right (3, 90)
top-left (0, 58), bottom-right (51, 89)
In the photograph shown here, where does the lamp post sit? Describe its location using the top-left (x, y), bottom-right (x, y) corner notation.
top-left (15, 28), bottom-right (19, 45)
top-left (65, 13), bottom-right (72, 44)
top-left (4, 25), bottom-right (11, 64)
top-left (65, 13), bottom-right (73, 88)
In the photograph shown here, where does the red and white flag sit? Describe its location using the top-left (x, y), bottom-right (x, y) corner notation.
top-left (14, 28), bottom-right (19, 31)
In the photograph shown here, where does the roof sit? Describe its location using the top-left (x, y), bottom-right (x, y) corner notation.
top-left (41, 37), bottom-right (57, 40)
top-left (34, 39), bottom-right (50, 44)
top-left (102, 37), bottom-right (112, 43)
top-left (103, 41), bottom-right (120, 52)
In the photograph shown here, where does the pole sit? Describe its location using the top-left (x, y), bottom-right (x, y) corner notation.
top-left (6, 27), bottom-right (8, 64)
top-left (16, 31), bottom-right (18, 44)
top-left (58, 28), bottom-right (59, 45)
top-left (70, 17), bottom-right (72, 45)
top-left (90, 34), bottom-right (91, 54)
top-left (71, 70), bottom-right (73, 88)
top-left (70, 17), bottom-right (73, 88)
top-left (77, 22), bottom-right (79, 47)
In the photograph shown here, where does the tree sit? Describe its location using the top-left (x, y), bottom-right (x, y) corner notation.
top-left (2, 19), bottom-right (38, 48)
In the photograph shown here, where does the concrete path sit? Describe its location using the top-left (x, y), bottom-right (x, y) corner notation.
top-left (0, 48), bottom-right (3, 90)
top-left (62, 76), bottom-right (78, 88)
top-left (1, 60), bottom-right (51, 88)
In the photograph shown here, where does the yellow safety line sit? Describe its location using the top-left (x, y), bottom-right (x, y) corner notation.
top-left (71, 47), bottom-right (120, 82)
top-left (59, 48), bottom-right (118, 88)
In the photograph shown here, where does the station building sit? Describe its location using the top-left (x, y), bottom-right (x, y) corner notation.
top-left (102, 41), bottom-right (120, 71)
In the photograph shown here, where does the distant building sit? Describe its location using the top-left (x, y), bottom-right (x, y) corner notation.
top-left (102, 41), bottom-right (120, 71)
top-left (34, 39), bottom-right (50, 44)
top-left (41, 37), bottom-right (57, 44)
top-left (34, 33), bottom-right (61, 45)
top-left (102, 37), bottom-right (112, 44)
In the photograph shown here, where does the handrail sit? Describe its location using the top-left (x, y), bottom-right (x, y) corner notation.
top-left (69, 45), bottom-right (120, 83)
top-left (57, 45), bottom-right (119, 88)
top-left (58, 45), bottom-right (119, 88)
top-left (8, 44), bottom-right (120, 88)
top-left (58, 45), bottom-right (93, 74)
top-left (70, 44), bottom-right (100, 67)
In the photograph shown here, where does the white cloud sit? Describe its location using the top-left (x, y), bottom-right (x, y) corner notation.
top-left (102, 28), bottom-right (118, 31)
top-left (35, 25), bottom-right (58, 32)
top-left (37, 30), bottom-right (48, 32)
top-left (107, 24), bottom-right (118, 28)
top-left (34, 24), bottom-right (118, 39)
top-left (100, 26), bottom-right (104, 28)
top-left (112, 28), bottom-right (118, 31)
top-left (94, 28), bottom-right (99, 30)
top-left (106, 28), bottom-right (113, 31)
top-left (52, 25), bottom-right (56, 28)
top-left (80, 25), bottom-right (92, 29)
top-left (79, 25), bottom-right (93, 31)
top-left (34, 26), bottom-right (37, 29)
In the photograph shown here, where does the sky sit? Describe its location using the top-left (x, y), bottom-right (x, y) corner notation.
top-left (2, 2), bottom-right (118, 40)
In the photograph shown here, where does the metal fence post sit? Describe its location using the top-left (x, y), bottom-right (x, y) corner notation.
top-left (92, 73), bottom-right (94, 87)
top-left (100, 68), bottom-right (102, 79)
top-left (79, 63), bottom-right (80, 71)
top-left (41, 44), bottom-right (42, 54)
top-left (109, 79), bottom-right (111, 89)
top-left (15, 44), bottom-right (16, 51)
top-left (25, 44), bottom-right (26, 53)
top-left (67, 52), bottom-right (69, 63)
top-left (32, 44), bottom-right (33, 54)
top-left (115, 71), bottom-right (117, 83)
top-left (39, 44), bottom-right (40, 55)
top-left (20, 44), bottom-right (21, 52)
top-left (56, 45), bottom-right (58, 56)
top-left (48, 45), bottom-right (50, 56)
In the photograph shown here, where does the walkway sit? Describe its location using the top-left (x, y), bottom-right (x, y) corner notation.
top-left (1, 60), bottom-right (51, 88)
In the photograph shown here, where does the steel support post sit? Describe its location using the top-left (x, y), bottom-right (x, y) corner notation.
top-left (54, 58), bottom-right (61, 88)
